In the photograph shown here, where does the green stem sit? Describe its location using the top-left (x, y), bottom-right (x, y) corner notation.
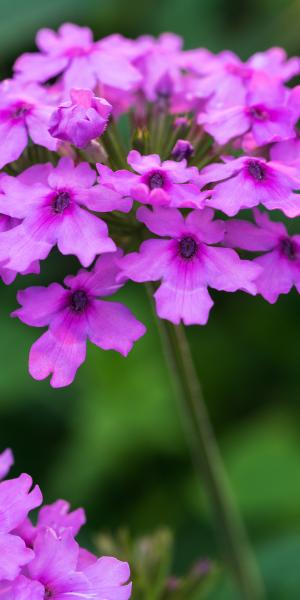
top-left (102, 122), bottom-right (128, 169)
top-left (148, 297), bottom-right (265, 600)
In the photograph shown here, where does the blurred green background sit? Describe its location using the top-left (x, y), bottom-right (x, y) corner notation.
top-left (1, 0), bottom-right (300, 598)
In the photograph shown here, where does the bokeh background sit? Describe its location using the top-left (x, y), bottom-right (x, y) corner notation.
top-left (0, 0), bottom-right (300, 598)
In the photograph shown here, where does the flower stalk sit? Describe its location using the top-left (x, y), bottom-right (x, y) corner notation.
top-left (147, 293), bottom-right (265, 600)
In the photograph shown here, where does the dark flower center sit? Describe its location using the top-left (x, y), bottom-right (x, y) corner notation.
top-left (70, 290), bottom-right (88, 313)
top-left (280, 237), bottom-right (297, 260)
top-left (10, 102), bottom-right (31, 120)
top-left (44, 587), bottom-right (53, 599)
top-left (53, 191), bottom-right (71, 214)
top-left (249, 105), bottom-right (268, 121)
top-left (148, 172), bottom-right (164, 190)
top-left (247, 160), bottom-right (265, 181)
top-left (179, 236), bottom-right (198, 259)
top-left (12, 107), bottom-right (29, 119)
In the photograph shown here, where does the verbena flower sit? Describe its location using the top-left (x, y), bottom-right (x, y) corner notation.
top-left (0, 80), bottom-right (57, 168)
top-left (12, 253), bottom-right (146, 387)
top-left (198, 74), bottom-right (298, 146)
top-left (12, 529), bottom-right (132, 600)
top-left (0, 450), bottom-right (132, 598)
top-left (96, 151), bottom-right (206, 208)
top-left (0, 22), bottom-right (300, 386)
top-left (224, 209), bottom-right (300, 303)
top-left (119, 207), bottom-right (261, 325)
top-left (49, 88), bottom-right (112, 148)
top-left (0, 157), bottom-right (130, 271)
top-left (198, 156), bottom-right (300, 216)
top-left (14, 23), bottom-right (141, 92)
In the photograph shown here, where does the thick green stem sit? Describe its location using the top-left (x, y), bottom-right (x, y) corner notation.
top-left (149, 301), bottom-right (265, 600)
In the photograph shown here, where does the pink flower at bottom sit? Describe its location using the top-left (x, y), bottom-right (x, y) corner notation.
top-left (224, 209), bottom-right (300, 303)
top-left (9, 528), bottom-right (131, 600)
top-left (12, 252), bottom-right (146, 387)
top-left (14, 499), bottom-right (86, 549)
top-left (0, 473), bottom-right (42, 580)
top-left (119, 207), bottom-right (261, 325)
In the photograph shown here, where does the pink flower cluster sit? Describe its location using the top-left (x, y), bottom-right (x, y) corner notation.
top-left (1, 23), bottom-right (300, 386)
top-left (0, 448), bottom-right (132, 600)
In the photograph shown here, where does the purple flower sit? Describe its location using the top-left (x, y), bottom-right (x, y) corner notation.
top-left (124, 150), bottom-right (206, 207)
top-left (0, 80), bottom-right (57, 168)
top-left (198, 156), bottom-right (300, 216)
top-left (9, 528), bottom-right (131, 600)
top-left (133, 32), bottom-right (184, 102)
top-left (15, 499), bottom-right (86, 549)
top-left (191, 48), bottom-right (300, 109)
top-left (49, 88), bottom-right (112, 148)
top-left (119, 207), bottom-right (261, 325)
top-left (0, 452), bottom-right (132, 599)
top-left (0, 473), bottom-right (42, 580)
top-left (224, 210), bottom-right (300, 303)
top-left (0, 157), bottom-right (131, 271)
top-left (12, 252), bottom-right (146, 387)
top-left (171, 139), bottom-right (194, 161)
top-left (0, 449), bottom-right (13, 480)
top-left (14, 23), bottom-right (141, 93)
top-left (37, 500), bottom-right (86, 538)
top-left (198, 74), bottom-right (298, 146)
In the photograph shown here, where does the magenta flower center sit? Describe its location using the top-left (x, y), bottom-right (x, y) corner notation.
top-left (148, 172), bottom-right (164, 189)
top-left (279, 237), bottom-right (297, 260)
top-left (10, 103), bottom-right (30, 120)
top-left (53, 191), bottom-right (71, 214)
top-left (247, 160), bottom-right (265, 181)
top-left (249, 105), bottom-right (268, 121)
top-left (44, 586), bottom-right (53, 599)
top-left (179, 236), bottom-right (198, 259)
top-left (70, 290), bottom-right (88, 312)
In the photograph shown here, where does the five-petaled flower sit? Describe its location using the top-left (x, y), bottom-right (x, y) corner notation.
top-left (224, 209), bottom-right (300, 303)
top-left (119, 207), bottom-right (261, 325)
top-left (13, 252), bottom-right (146, 387)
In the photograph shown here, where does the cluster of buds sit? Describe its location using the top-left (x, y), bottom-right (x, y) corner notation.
top-left (0, 448), bottom-right (131, 599)
top-left (0, 23), bottom-right (300, 386)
